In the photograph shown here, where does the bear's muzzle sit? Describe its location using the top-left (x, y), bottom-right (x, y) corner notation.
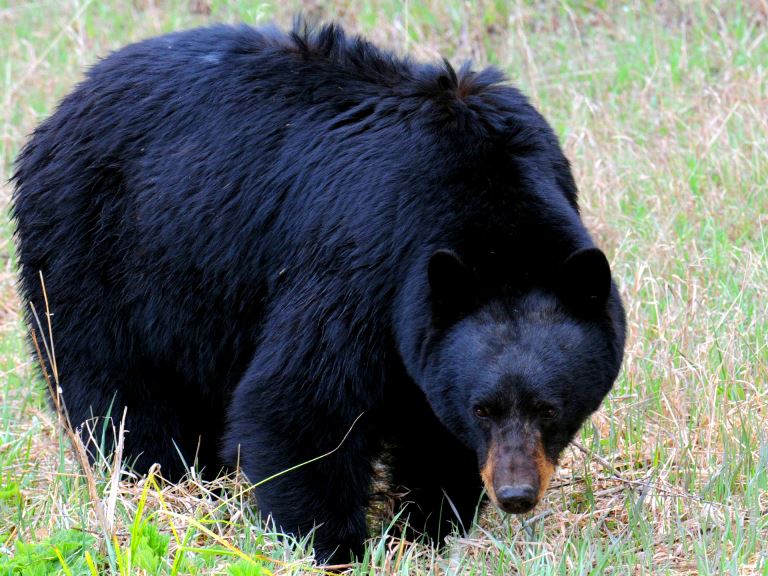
top-left (480, 425), bottom-right (555, 514)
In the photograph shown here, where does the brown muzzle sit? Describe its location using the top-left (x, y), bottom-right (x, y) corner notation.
top-left (480, 426), bottom-right (555, 514)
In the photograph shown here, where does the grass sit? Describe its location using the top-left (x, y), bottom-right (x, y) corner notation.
top-left (1, 0), bottom-right (767, 574)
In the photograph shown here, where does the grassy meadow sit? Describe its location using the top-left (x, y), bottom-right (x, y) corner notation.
top-left (1, 0), bottom-right (767, 574)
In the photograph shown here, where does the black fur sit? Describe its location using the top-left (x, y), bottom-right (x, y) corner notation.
top-left (12, 22), bottom-right (626, 563)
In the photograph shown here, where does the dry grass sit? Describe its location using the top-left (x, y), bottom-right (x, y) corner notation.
top-left (0, 1), bottom-right (766, 574)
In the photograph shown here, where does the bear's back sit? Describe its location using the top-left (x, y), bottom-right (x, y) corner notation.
top-left (12, 21), bottom-right (583, 403)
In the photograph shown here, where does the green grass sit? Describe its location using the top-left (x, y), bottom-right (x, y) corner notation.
top-left (1, 1), bottom-right (767, 574)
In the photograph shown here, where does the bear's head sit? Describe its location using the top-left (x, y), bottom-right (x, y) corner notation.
top-left (397, 245), bottom-right (626, 514)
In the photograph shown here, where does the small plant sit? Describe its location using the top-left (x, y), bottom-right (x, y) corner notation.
top-left (131, 521), bottom-right (170, 573)
top-left (0, 529), bottom-right (101, 576)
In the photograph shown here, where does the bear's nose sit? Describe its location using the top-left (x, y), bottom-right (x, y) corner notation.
top-left (495, 484), bottom-right (537, 514)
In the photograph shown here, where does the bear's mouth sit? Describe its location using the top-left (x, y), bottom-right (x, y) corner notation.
top-left (480, 437), bottom-right (555, 514)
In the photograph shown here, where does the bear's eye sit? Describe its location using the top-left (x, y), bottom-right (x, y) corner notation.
top-left (540, 407), bottom-right (557, 421)
top-left (473, 405), bottom-right (491, 419)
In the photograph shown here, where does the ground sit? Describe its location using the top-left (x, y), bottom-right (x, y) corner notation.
top-left (0, 1), bottom-right (766, 575)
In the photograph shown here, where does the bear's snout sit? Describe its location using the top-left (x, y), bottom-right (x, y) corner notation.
top-left (480, 428), bottom-right (555, 514)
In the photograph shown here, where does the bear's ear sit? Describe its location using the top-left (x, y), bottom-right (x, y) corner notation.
top-left (428, 249), bottom-right (475, 314)
top-left (557, 247), bottom-right (612, 312)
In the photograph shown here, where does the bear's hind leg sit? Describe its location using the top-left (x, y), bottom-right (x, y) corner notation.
top-left (59, 360), bottom-right (219, 481)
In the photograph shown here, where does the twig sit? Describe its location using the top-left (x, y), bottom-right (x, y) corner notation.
top-left (571, 440), bottom-right (745, 512)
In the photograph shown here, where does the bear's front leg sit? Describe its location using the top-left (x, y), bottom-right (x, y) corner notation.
top-left (225, 384), bottom-right (374, 565)
top-left (384, 381), bottom-right (485, 545)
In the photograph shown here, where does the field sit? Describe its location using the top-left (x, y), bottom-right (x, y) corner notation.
top-left (1, 1), bottom-right (767, 574)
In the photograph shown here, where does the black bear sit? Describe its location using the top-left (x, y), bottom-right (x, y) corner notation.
top-left (12, 22), bottom-right (626, 563)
